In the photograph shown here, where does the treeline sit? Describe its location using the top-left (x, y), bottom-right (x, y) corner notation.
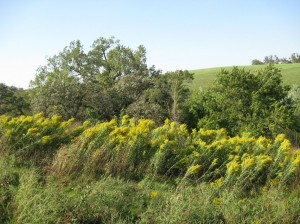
top-left (1, 37), bottom-right (300, 141)
top-left (252, 53), bottom-right (300, 65)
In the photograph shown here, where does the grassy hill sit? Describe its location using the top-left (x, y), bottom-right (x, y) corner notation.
top-left (190, 63), bottom-right (300, 91)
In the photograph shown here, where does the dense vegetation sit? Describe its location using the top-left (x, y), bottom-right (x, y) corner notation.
top-left (1, 114), bottom-right (300, 223)
top-left (1, 37), bottom-right (300, 223)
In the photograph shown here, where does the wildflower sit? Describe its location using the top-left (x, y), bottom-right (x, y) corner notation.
top-left (279, 139), bottom-right (291, 155)
top-left (255, 136), bottom-right (270, 148)
top-left (211, 158), bottom-right (218, 166)
top-left (210, 177), bottom-right (224, 188)
top-left (275, 134), bottom-right (286, 143)
top-left (269, 178), bottom-right (280, 186)
top-left (22, 116), bottom-right (33, 123)
top-left (5, 130), bottom-right (12, 136)
top-left (226, 160), bottom-right (241, 174)
top-left (228, 154), bottom-right (235, 160)
top-left (150, 191), bottom-right (158, 198)
top-left (293, 153), bottom-right (300, 166)
top-left (241, 154), bottom-right (255, 169)
top-left (261, 186), bottom-right (268, 192)
top-left (256, 155), bottom-right (272, 168)
top-left (84, 128), bottom-right (95, 138)
top-left (41, 136), bottom-right (52, 144)
top-left (27, 128), bottom-right (39, 135)
top-left (213, 197), bottom-right (222, 206)
top-left (121, 115), bottom-right (130, 125)
top-left (33, 112), bottom-right (44, 120)
top-left (242, 158), bottom-right (255, 168)
top-left (192, 151), bottom-right (201, 159)
top-left (187, 164), bottom-right (201, 175)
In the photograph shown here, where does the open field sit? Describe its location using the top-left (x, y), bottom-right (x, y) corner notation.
top-left (190, 63), bottom-right (300, 90)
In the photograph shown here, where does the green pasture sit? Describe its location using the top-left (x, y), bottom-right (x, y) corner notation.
top-left (190, 63), bottom-right (300, 90)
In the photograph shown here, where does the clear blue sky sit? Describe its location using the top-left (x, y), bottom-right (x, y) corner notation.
top-left (0, 0), bottom-right (299, 88)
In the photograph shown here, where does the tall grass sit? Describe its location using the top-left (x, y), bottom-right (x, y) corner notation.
top-left (1, 114), bottom-right (300, 223)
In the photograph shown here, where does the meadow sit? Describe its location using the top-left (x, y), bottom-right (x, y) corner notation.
top-left (190, 63), bottom-right (300, 90)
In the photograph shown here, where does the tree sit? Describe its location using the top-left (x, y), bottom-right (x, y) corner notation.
top-left (0, 83), bottom-right (30, 116)
top-left (195, 65), bottom-right (295, 137)
top-left (263, 55), bottom-right (276, 64)
top-left (30, 41), bottom-right (88, 119)
top-left (164, 70), bottom-right (194, 122)
top-left (125, 70), bottom-right (193, 124)
top-left (30, 37), bottom-right (152, 121)
top-left (290, 53), bottom-right (300, 63)
top-left (279, 57), bottom-right (291, 64)
top-left (251, 59), bottom-right (264, 65)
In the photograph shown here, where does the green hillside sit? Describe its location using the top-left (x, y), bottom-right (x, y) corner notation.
top-left (190, 63), bottom-right (300, 91)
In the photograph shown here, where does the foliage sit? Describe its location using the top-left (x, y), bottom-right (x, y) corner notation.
top-left (0, 83), bottom-right (30, 116)
top-left (251, 59), bottom-right (264, 65)
top-left (162, 70), bottom-right (194, 122)
top-left (30, 37), bottom-right (153, 121)
top-left (125, 70), bottom-right (193, 124)
top-left (290, 53), bottom-right (300, 63)
top-left (191, 65), bottom-right (296, 137)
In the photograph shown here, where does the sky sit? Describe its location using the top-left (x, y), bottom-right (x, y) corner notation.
top-left (0, 0), bottom-right (299, 89)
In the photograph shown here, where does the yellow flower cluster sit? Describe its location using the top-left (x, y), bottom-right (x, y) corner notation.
top-left (210, 177), bottom-right (224, 188)
top-left (187, 164), bottom-right (201, 175)
top-left (150, 191), bottom-right (158, 198)
top-left (256, 154), bottom-right (272, 165)
top-left (226, 160), bottom-right (241, 175)
top-left (0, 113), bottom-right (83, 154)
top-left (2, 114), bottom-right (299, 189)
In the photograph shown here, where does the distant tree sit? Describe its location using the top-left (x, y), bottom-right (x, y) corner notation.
top-left (263, 55), bottom-right (276, 64)
top-left (251, 59), bottom-right (264, 65)
top-left (290, 53), bottom-right (300, 63)
top-left (0, 83), bottom-right (30, 116)
top-left (274, 55), bottom-right (280, 64)
top-left (252, 53), bottom-right (299, 65)
top-left (279, 57), bottom-right (291, 64)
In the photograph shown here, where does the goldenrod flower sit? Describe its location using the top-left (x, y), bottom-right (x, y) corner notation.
top-left (150, 191), bottom-right (158, 198)
top-left (41, 136), bottom-right (52, 144)
top-left (210, 177), bottom-right (224, 188)
top-left (187, 164), bottom-right (201, 175)
top-left (213, 197), bottom-right (222, 206)
top-left (27, 128), bottom-right (39, 135)
top-left (226, 160), bottom-right (241, 174)
top-left (256, 155), bottom-right (272, 168)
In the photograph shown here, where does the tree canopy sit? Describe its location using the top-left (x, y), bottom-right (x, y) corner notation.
top-left (30, 37), bottom-right (152, 120)
top-left (190, 65), bottom-right (295, 137)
